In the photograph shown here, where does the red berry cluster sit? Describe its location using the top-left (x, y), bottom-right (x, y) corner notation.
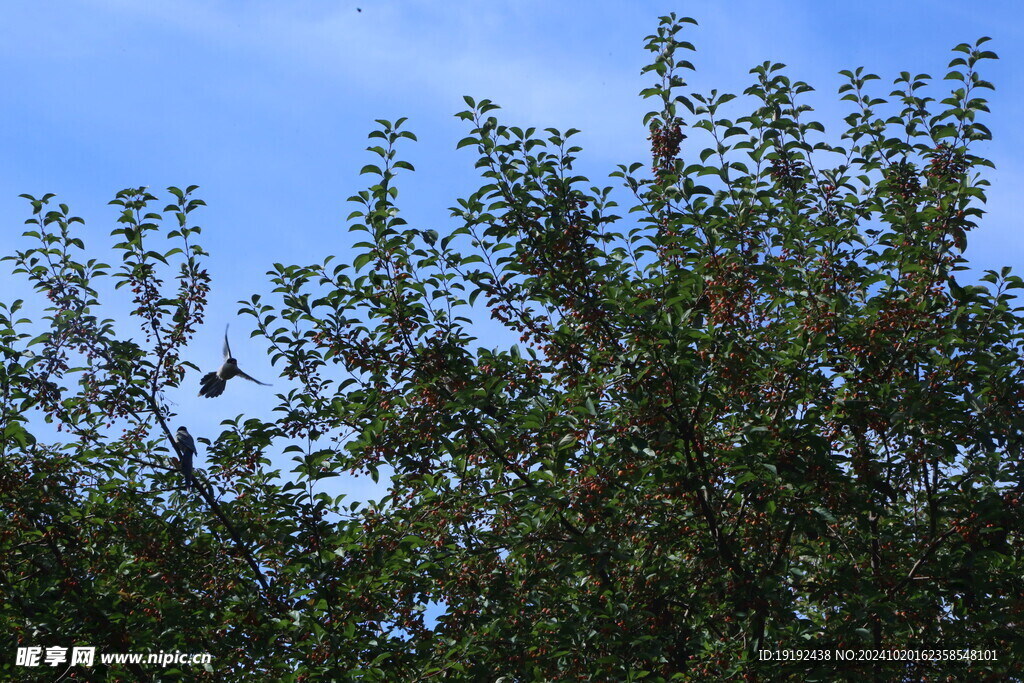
top-left (885, 160), bottom-right (921, 200)
top-left (649, 120), bottom-right (685, 179)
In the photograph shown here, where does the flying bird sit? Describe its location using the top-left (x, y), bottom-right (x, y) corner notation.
top-left (199, 325), bottom-right (270, 398)
top-left (174, 425), bottom-right (196, 488)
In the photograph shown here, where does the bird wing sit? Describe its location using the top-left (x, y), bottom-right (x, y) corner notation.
top-left (222, 324), bottom-right (232, 359)
top-left (237, 369), bottom-right (270, 386)
top-left (178, 432), bottom-right (196, 455)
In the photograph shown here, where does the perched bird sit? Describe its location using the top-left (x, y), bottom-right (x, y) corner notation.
top-left (199, 325), bottom-right (270, 398)
top-left (174, 425), bottom-right (196, 489)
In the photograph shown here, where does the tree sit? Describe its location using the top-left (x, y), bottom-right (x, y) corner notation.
top-left (2, 13), bottom-right (1022, 681)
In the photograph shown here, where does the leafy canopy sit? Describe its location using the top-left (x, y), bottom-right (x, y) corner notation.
top-left (1, 13), bottom-right (1022, 681)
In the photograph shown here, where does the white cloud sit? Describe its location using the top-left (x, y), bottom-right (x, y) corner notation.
top-left (74, 0), bottom-right (652, 160)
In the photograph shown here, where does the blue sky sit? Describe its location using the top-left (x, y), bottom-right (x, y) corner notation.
top-left (2, 1), bottom-right (1022, 501)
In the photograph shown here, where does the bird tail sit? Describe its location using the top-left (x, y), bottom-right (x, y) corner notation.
top-left (199, 371), bottom-right (226, 398)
